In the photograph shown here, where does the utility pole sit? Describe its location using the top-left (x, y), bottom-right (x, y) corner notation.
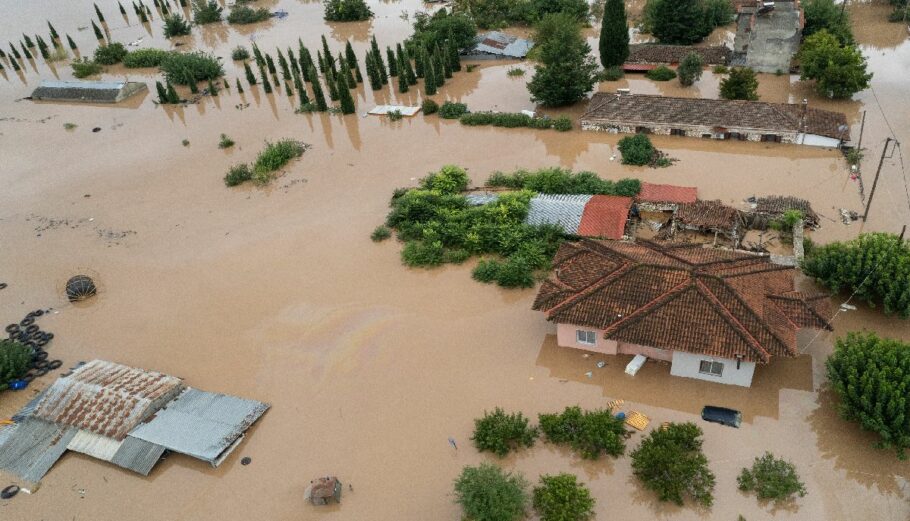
top-left (863, 137), bottom-right (892, 221)
top-left (856, 110), bottom-right (866, 150)
top-left (900, 224), bottom-right (906, 242)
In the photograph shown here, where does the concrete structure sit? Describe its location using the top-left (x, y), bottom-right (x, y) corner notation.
top-left (533, 239), bottom-right (832, 387)
top-left (733, 0), bottom-right (804, 73)
top-left (0, 360), bottom-right (269, 483)
top-left (581, 93), bottom-right (849, 147)
top-left (31, 80), bottom-right (148, 103)
top-left (462, 31), bottom-right (533, 59)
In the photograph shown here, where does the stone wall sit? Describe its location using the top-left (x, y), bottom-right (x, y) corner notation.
top-left (581, 120), bottom-right (800, 144)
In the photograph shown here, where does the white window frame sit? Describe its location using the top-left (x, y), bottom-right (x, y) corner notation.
top-left (576, 330), bottom-right (596, 346)
top-left (698, 360), bottom-right (724, 377)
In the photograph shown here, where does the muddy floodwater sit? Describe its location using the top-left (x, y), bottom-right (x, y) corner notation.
top-left (1, 1), bottom-right (909, 520)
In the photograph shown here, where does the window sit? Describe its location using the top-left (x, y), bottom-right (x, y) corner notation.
top-left (576, 330), bottom-right (596, 346)
top-left (698, 360), bottom-right (724, 377)
top-left (760, 134), bottom-right (782, 143)
top-left (670, 128), bottom-right (686, 136)
top-left (635, 126), bottom-right (652, 134)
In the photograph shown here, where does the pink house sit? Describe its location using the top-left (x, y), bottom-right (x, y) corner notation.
top-left (533, 239), bottom-right (832, 387)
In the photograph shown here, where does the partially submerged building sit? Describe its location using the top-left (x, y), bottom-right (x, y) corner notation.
top-left (580, 93), bottom-right (849, 147)
top-left (461, 31), bottom-right (533, 59)
top-left (31, 80), bottom-right (148, 103)
top-left (526, 194), bottom-right (633, 239)
top-left (635, 182), bottom-right (698, 212)
top-left (533, 240), bottom-right (832, 387)
top-left (626, 44), bottom-right (732, 66)
top-left (0, 360), bottom-right (268, 484)
top-left (733, 0), bottom-right (803, 72)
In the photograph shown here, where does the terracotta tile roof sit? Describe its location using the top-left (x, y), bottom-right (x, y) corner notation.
top-left (533, 239), bottom-right (832, 363)
top-left (637, 182), bottom-right (698, 204)
top-left (675, 200), bottom-right (743, 231)
top-left (753, 195), bottom-right (820, 226)
top-left (581, 93), bottom-right (850, 140)
top-left (627, 44), bottom-right (732, 65)
top-left (622, 63), bottom-right (658, 72)
top-left (577, 195), bottom-right (633, 239)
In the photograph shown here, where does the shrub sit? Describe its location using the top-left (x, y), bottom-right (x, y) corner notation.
top-left (439, 101), bottom-right (469, 119)
top-left (412, 8), bottom-right (477, 51)
top-left (553, 116), bottom-right (572, 131)
top-left (224, 164), bottom-right (253, 186)
top-left (803, 0), bottom-right (854, 44)
top-left (123, 48), bottom-right (170, 67)
top-left (645, 64), bottom-right (677, 81)
top-left (599, 65), bottom-right (624, 81)
top-left (324, 0), bottom-right (373, 21)
top-left (827, 332), bottom-right (910, 458)
top-left (507, 66), bottom-right (525, 76)
top-left (539, 406), bottom-right (626, 459)
top-left (163, 14), bottom-right (192, 38)
top-left (472, 259), bottom-right (503, 283)
top-left (371, 225), bottom-right (392, 242)
top-left (420, 165), bottom-right (470, 195)
top-left (93, 42), bottom-right (128, 65)
top-left (630, 422), bottom-right (715, 506)
top-left (388, 109), bottom-right (403, 121)
top-left (192, 0), bottom-right (223, 25)
top-left (472, 407), bottom-right (539, 457)
top-left (677, 52), bottom-right (703, 86)
top-left (713, 64), bottom-right (728, 73)
top-left (720, 66), bottom-right (759, 100)
top-left (227, 5), bottom-right (271, 24)
top-left (218, 133), bottom-right (235, 149)
top-left (737, 452), bottom-right (807, 502)
top-left (252, 139), bottom-right (306, 182)
top-left (492, 254), bottom-right (537, 287)
top-left (231, 46), bottom-right (250, 61)
top-left (72, 58), bottom-right (103, 78)
top-left (422, 98), bottom-right (439, 114)
top-left (802, 233), bottom-right (909, 317)
top-left (0, 339), bottom-right (31, 389)
top-left (533, 474), bottom-right (595, 521)
top-left (845, 147), bottom-right (863, 165)
top-left (160, 51), bottom-right (224, 84)
top-left (402, 239), bottom-right (446, 267)
top-left (617, 134), bottom-right (656, 166)
top-left (454, 463), bottom-right (529, 521)
top-left (486, 167), bottom-right (640, 196)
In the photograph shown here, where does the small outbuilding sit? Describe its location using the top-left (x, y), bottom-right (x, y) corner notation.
top-left (31, 80), bottom-right (147, 103)
top-left (461, 31), bottom-right (533, 60)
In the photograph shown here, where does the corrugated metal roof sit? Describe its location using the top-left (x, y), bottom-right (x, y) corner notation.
top-left (468, 32), bottom-right (533, 58)
top-left (128, 388), bottom-right (269, 466)
top-left (0, 417), bottom-right (75, 483)
top-left (526, 194), bottom-right (592, 234)
top-left (67, 430), bottom-right (123, 461)
top-left (38, 79), bottom-right (127, 90)
top-left (465, 193), bottom-right (500, 206)
top-left (34, 360), bottom-right (184, 440)
top-left (12, 388), bottom-right (48, 422)
top-left (110, 437), bottom-right (166, 476)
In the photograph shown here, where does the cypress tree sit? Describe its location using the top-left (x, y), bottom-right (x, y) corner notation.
top-left (235, 78), bottom-right (244, 93)
top-left (252, 43), bottom-right (264, 68)
top-left (297, 78), bottom-right (310, 104)
top-left (278, 51), bottom-right (290, 80)
top-left (337, 72), bottom-right (355, 114)
top-left (66, 34), bottom-right (77, 50)
top-left (133, 2), bottom-right (141, 16)
top-left (317, 50), bottom-right (326, 75)
top-left (23, 34), bottom-right (34, 48)
top-left (260, 67), bottom-right (272, 93)
top-left (139, 5), bottom-right (148, 22)
top-left (0, 48), bottom-right (5, 58)
top-left (284, 81), bottom-right (293, 97)
top-left (208, 78), bottom-right (217, 96)
top-left (442, 48), bottom-right (452, 79)
top-left (293, 73), bottom-right (304, 97)
top-left (153, 0), bottom-right (160, 8)
top-left (321, 35), bottom-right (332, 71)
top-left (166, 81), bottom-right (179, 103)
top-left (353, 60), bottom-right (363, 83)
top-left (265, 53), bottom-right (276, 75)
top-left (244, 62), bottom-right (257, 85)
top-left (299, 43), bottom-right (314, 81)
top-left (48, 22), bottom-right (59, 41)
top-left (377, 50), bottom-right (388, 84)
top-left (10, 56), bottom-right (20, 71)
top-left (366, 52), bottom-right (382, 91)
top-left (119, 1), bottom-right (127, 15)
top-left (288, 48), bottom-right (299, 75)
top-left (339, 53), bottom-right (355, 87)
top-left (10, 43), bottom-right (21, 60)
top-left (424, 58), bottom-right (437, 95)
top-left (403, 50), bottom-right (417, 85)
top-left (36, 36), bottom-right (48, 53)
top-left (94, 3), bottom-right (106, 23)
top-left (156, 81), bottom-right (169, 103)
top-left (188, 78), bottom-right (198, 94)
top-left (92, 20), bottom-right (104, 40)
top-left (344, 40), bottom-right (357, 68)
top-left (370, 35), bottom-right (381, 64)
top-left (447, 35), bottom-right (461, 72)
top-left (325, 67), bottom-right (339, 100)
top-left (0, 61), bottom-right (4, 72)
top-left (434, 52), bottom-right (444, 87)
top-left (309, 67), bottom-right (328, 111)
top-left (599, 0), bottom-right (630, 68)
top-left (414, 45), bottom-right (425, 78)
top-left (37, 41), bottom-right (50, 60)
top-left (397, 69), bottom-right (408, 93)
top-left (386, 47), bottom-right (397, 77)
top-left (21, 43), bottom-right (32, 60)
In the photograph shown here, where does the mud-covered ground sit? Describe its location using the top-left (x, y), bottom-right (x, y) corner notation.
top-left (1, 1), bottom-right (909, 520)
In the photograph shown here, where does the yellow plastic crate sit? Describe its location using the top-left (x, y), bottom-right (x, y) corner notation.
top-left (625, 411), bottom-right (650, 431)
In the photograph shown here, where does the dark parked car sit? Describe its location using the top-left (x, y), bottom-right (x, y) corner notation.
top-left (701, 406), bottom-right (742, 428)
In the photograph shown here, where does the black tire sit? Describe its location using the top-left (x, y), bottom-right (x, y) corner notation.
top-left (0, 283), bottom-right (7, 290)
top-left (48, 360), bottom-right (62, 370)
top-left (35, 360), bottom-right (49, 370)
top-left (25, 325), bottom-right (39, 335)
top-left (35, 338), bottom-right (49, 347)
top-left (0, 485), bottom-right (19, 499)
top-left (15, 332), bottom-right (29, 343)
top-left (36, 368), bottom-right (48, 377)
top-left (23, 341), bottom-right (37, 350)
top-left (45, 332), bottom-right (54, 340)
top-left (31, 309), bottom-right (44, 317)
top-left (34, 351), bottom-right (48, 361)
top-left (22, 374), bottom-right (34, 383)
top-left (19, 317), bottom-right (34, 327)
top-left (4, 324), bottom-right (19, 333)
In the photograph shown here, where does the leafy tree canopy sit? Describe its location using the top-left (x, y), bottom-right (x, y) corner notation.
top-left (527, 13), bottom-right (597, 106)
top-left (738, 452), bottom-right (807, 502)
top-left (454, 463), bottom-right (529, 521)
top-left (472, 407), bottom-right (539, 457)
top-left (719, 66), bottom-right (759, 100)
top-left (538, 406), bottom-right (627, 459)
top-left (630, 422), bottom-right (716, 506)
top-left (798, 30), bottom-right (872, 99)
top-left (533, 473), bottom-right (595, 521)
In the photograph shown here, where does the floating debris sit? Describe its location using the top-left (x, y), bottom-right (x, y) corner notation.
top-left (65, 275), bottom-right (96, 302)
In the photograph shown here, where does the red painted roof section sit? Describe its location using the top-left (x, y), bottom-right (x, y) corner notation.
top-left (622, 63), bottom-right (658, 72)
top-left (577, 195), bottom-right (633, 239)
top-left (637, 182), bottom-right (698, 204)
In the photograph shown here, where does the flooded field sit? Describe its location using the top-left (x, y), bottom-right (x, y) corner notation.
top-left (1, 1), bottom-right (909, 520)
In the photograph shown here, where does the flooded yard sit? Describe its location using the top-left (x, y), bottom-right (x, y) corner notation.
top-left (1, 1), bottom-right (909, 520)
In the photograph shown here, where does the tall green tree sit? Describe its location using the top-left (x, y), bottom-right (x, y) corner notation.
top-left (528, 13), bottom-right (598, 106)
top-left (94, 3), bottom-right (106, 23)
top-left (650, 0), bottom-right (708, 44)
top-left (827, 332), bottom-right (910, 458)
top-left (677, 51), bottom-right (703, 86)
top-left (630, 422), bottom-right (716, 507)
top-left (424, 57), bottom-right (437, 95)
top-left (66, 34), bottom-right (78, 50)
top-left (47, 21), bottom-right (60, 41)
top-left (92, 20), bottom-right (105, 41)
top-left (803, 0), bottom-right (854, 45)
top-left (454, 463), bottom-right (529, 521)
top-left (309, 67), bottom-right (328, 110)
top-left (798, 30), bottom-right (872, 99)
top-left (337, 72), bottom-right (356, 114)
top-left (325, 67), bottom-right (339, 100)
top-left (386, 46), bottom-right (398, 77)
top-left (719, 67), bottom-right (759, 100)
top-left (599, 0), bottom-right (629, 68)
top-left (244, 62), bottom-right (257, 84)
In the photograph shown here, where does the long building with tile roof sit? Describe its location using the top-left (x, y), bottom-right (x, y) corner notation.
top-left (533, 239), bottom-right (831, 386)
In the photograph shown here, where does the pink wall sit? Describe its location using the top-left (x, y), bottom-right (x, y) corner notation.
top-left (556, 323), bottom-right (616, 354)
top-left (618, 341), bottom-right (673, 362)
